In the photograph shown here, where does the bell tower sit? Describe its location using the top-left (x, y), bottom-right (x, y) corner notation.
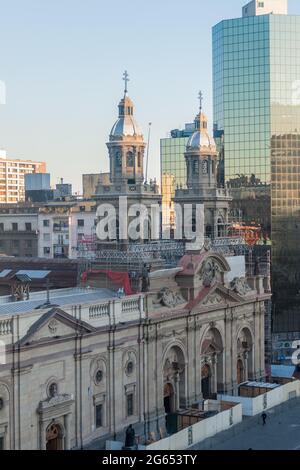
top-left (107, 71), bottom-right (146, 186)
top-left (175, 92), bottom-right (231, 239)
top-left (185, 91), bottom-right (219, 191)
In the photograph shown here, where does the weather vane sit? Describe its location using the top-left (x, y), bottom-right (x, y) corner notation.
top-left (123, 70), bottom-right (130, 95)
top-left (198, 90), bottom-right (203, 112)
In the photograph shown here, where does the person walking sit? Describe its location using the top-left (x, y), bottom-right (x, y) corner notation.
top-left (261, 412), bottom-right (267, 426)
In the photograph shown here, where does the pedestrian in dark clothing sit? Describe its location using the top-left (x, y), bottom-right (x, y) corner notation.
top-left (262, 412), bottom-right (267, 426)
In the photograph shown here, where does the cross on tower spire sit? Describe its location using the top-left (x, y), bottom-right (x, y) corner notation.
top-left (198, 90), bottom-right (203, 112)
top-left (123, 70), bottom-right (130, 96)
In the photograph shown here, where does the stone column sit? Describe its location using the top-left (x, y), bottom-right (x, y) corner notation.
top-left (175, 373), bottom-right (180, 410)
top-left (212, 354), bottom-right (218, 394)
top-left (244, 352), bottom-right (249, 382)
top-left (39, 420), bottom-right (47, 451)
top-left (64, 414), bottom-right (71, 450)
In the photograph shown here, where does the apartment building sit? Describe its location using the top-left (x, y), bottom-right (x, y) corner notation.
top-left (0, 150), bottom-right (46, 203)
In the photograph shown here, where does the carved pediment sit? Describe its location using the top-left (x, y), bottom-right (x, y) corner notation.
top-left (19, 308), bottom-right (96, 346)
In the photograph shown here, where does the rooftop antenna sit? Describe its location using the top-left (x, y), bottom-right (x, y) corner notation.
top-left (123, 70), bottom-right (130, 96)
top-left (145, 122), bottom-right (152, 183)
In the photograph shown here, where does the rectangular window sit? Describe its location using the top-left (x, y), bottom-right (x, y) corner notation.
top-left (258, 2), bottom-right (264, 7)
top-left (127, 394), bottom-right (134, 417)
top-left (11, 240), bottom-right (19, 248)
top-left (12, 223), bottom-right (18, 231)
top-left (43, 233), bottom-right (50, 242)
top-left (43, 247), bottom-right (50, 255)
top-left (0, 436), bottom-right (4, 450)
top-left (25, 240), bottom-right (32, 248)
top-left (43, 220), bottom-right (50, 227)
top-left (25, 223), bottom-right (32, 231)
top-left (95, 404), bottom-right (103, 428)
top-left (77, 219), bottom-right (84, 227)
top-left (0, 223), bottom-right (3, 231)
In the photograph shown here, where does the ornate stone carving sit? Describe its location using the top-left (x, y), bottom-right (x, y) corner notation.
top-left (48, 320), bottom-right (58, 336)
top-left (202, 293), bottom-right (223, 306)
top-left (230, 277), bottom-right (252, 296)
top-left (153, 288), bottom-right (185, 309)
top-left (200, 259), bottom-right (221, 287)
top-left (38, 393), bottom-right (73, 411)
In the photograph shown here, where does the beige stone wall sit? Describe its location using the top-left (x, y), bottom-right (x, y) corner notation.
top-left (0, 295), bottom-right (266, 449)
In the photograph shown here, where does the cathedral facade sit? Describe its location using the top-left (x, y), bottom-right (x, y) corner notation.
top-left (0, 249), bottom-right (270, 450)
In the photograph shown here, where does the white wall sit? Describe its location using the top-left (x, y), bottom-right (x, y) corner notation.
top-left (218, 380), bottom-right (300, 417)
top-left (146, 404), bottom-right (242, 451)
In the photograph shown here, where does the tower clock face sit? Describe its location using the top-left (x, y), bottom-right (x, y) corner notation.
top-left (115, 151), bottom-right (122, 166)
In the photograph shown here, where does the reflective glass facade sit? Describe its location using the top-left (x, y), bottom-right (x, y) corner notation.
top-left (213, 14), bottom-right (300, 334)
top-left (160, 135), bottom-right (190, 228)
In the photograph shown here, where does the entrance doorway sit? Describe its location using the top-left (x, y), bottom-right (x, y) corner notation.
top-left (201, 364), bottom-right (211, 399)
top-left (164, 383), bottom-right (177, 435)
top-left (237, 359), bottom-right (244, 385)
top-left (46, 423), bottom-right (64, 451)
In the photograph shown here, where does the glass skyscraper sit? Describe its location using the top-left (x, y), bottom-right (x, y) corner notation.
top-left (160, 124), bottom-right (195, 229)
top-left (213, 1), bottom-right (300, 335)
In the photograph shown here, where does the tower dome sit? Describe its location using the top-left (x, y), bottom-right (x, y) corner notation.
top-left (110, 71), bottom-right (143, 139)
top-left (187, 112), bottom-right (216, 152)
top-left (187, 92), bottom-right (216, 153)
top-left (110, 95), bottom-right (143, 137)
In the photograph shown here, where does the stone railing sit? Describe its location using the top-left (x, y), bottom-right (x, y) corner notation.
top-left (122, 298), bottom-right (140, 314)
top-left (0, 319), bottom-right (12, 336)
top-left (89, 303), bottom-right (110, 319)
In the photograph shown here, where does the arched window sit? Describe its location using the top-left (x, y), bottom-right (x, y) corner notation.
top-left (202, 160), bottom-right (208, 175)
top-left (193, 160), bottom-right (199, 175)
top-left (115, 151), bottom-right (122, 167)
top-left (127, 151), bottom-right (134, 167)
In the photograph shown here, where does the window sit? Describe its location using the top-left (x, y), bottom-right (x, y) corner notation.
top-left (43, 233), bottom-right (50, 242)
top-left (95, 404), bottom-right (103, 428)
top-left (79, 206), bottom-right (86, 212)
top-left (25, 223), bottom-right (32, 231)
top-left (95, 370), bottom-right (103, 385)
top-left (126, 361), bottom-right (134, 376)
top-left (258, 2), bottom-right (264, 8)
top-left (0, 223), bottom-right (3, 231)
top-left (43, 220), bottom-right (50, 227)
top-left (11, 240), bottom-right (19, 248)
top-left (25, 240), bottom-right (32, 248)
top-left (127, 394), bottom-right (134, 417)
top-left (44, 247), bottom-right (50, 255)
top-left (127, 151), bottom-right (134, 168)
top-left (77, 219), bottom-right (84, 227)
top-left (12, 223), bottom-right (18, 231)
top-left (0, 436), bottom-right (4, 450)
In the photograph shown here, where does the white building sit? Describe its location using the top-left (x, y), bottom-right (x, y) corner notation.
top-left (242, 0), bottom-right (288, 17)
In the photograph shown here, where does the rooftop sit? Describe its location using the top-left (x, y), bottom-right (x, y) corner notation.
top-left (0, 287), bottom-right (117, 316)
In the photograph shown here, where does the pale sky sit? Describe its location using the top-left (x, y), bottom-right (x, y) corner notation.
top-left (0, 0), bottom-right (299, 193)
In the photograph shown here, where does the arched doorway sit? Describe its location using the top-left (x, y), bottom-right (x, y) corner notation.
top-left (237, 359), bottom-right (244, 385)
top-left (201, 364), bottom-right (211, 399)
top-left (46, 423), bottom-right (64, 451)
top-left (200, 327), bottom-right (224, 396)
top-left (237, 328), bottom-right (254, 381)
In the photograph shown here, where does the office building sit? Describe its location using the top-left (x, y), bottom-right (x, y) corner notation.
top-left (160, 123), bottom-right (195, 229)
top-left (213, 0), bottom-right (300, 335)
